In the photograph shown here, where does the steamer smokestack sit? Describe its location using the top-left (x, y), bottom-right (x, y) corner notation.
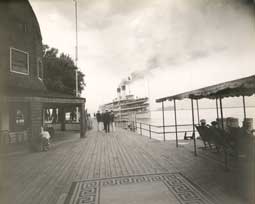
top-left (121, 85), bottom-right (126, 99)
top-left (117, 87), bottom-right (121, 99)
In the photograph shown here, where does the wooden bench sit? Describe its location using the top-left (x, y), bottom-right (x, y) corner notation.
top-left (0, 130), bottom-right (28, 144)
top-left (183, 131), bottom-right (194, 140)
top-left (0, 130), bottom-right (9, 145)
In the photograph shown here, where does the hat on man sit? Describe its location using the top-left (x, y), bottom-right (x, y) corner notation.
top-left (211, 121), bottom-right (218, 126)
top-left (200, 119), bottom-right (206, 124)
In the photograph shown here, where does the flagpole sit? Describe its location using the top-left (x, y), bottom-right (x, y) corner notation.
top-left (74, 0), bottom-right (78, 96)
top-left (74, 0), bottom-right (79, 122)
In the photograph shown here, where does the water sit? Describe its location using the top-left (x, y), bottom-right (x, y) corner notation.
top-left (136, 107), bottom-right (255, 140)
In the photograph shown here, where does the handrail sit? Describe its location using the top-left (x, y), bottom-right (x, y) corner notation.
top-left (116, 120), bottom-right (194, 128)
top-left (115, 120), bottom-right (197, 141)
top-left (132, 121), bottom-right (193, 128)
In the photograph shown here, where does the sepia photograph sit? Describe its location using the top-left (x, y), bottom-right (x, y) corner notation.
top-left (0, 0), bottom-right (254, 203)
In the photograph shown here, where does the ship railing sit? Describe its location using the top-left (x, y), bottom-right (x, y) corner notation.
top-left (115, 120), bottom-right (196, 142)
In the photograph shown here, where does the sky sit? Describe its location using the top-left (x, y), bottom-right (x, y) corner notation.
top-left (29, 0), bottom-right (255, 112)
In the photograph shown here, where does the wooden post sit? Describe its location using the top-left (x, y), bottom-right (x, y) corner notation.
top-left (29, 101), bottom-right (43, 151)
top-left (219, 97), bottom-right (224, 130)
top-left (196, 99), bottom-right (200, 124)
top-left (184, 131), bottom-right (187, 140)
top-left (219, 97), bottom-right (228, 171)
top-left (162, 101), bottom-right (166, 141)
top-left (243, 96), bottom-right (247, 120)
top-left (216, 98), bottom-right (219, 120)
top-left (80, 103), bottom-right (86, 138)
top-left (59, 106), bottom-right (66, 131)
top-left (191, 99), bottom-right (197, 156)
top-left (251, 144), bottom-right (255, 204)
top-left (173, 99), bottom-right (178, 147)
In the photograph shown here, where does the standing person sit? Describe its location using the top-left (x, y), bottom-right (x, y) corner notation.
top-left (52, 108), bottom-right (57, 123)
top-left (101, 110), bottom-right (106, 132)
top-left (104, 110), bottom-right (110, 133)
top-left (96, 111), bottom-right (101, 131)
top-left (87, 114), bottom-right (93, 130)
top-left (70, 110), bottom-right (75, 121)
top-left (110, 110), bottom-right (115, 131)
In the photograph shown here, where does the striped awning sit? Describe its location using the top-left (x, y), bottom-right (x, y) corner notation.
top-left (156, 74), bottom-right (255, 103)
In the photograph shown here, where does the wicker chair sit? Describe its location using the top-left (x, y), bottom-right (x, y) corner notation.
top-left (195, 125), bottom-right (213, 149)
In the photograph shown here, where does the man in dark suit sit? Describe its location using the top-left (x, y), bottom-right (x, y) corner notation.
top-left (110, 110), bottom-right (115, 131)
top-left (96, 111), bottom-right (101, 131)
top-left (104, 110), bottom-right (111, 133)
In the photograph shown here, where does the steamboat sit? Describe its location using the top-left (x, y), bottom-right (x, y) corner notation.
top-left (100, 85), bottom-right (150, 120)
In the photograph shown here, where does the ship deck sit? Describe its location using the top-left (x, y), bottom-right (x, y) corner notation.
top-left (0, 123), bottom-right (252, 204)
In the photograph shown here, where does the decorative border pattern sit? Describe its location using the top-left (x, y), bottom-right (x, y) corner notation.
top-left (64, 173), bottom-right (214, 204)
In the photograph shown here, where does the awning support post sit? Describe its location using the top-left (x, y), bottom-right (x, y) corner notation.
top-left (219, 97), bottom-right (224, 130)
top-left (162, 101), bottom-right (166, 142)
top-left (191, 99), bottom-right (197, 156)
top-left (216, 98), bottom-right (219, 119)
top-left (242, 96), bottom-right (247, 120)
top-left (219, 97), bottom-right (228, 171)
top-left (196, 99), bottom-right (200, 124)
top-left (173, 99), bottom-right (178, 147)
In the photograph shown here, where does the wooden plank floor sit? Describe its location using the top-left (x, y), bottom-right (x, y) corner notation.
top-left (0, 127), bottom-right (251, 204)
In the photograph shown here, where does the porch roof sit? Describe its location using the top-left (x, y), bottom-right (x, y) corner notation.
top-left (1, 89), bottom-right (85, 104)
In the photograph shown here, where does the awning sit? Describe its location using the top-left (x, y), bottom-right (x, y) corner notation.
top-left (156, 74), bottom-right (255, 103)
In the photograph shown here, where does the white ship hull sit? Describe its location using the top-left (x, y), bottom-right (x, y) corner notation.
top-left (134, 111), bottom-right (151, 119)
top-left (116, 110), bottom-right (151, 120)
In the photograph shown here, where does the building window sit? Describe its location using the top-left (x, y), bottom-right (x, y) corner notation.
top-left (10, 47), bottom-right (29, 75)
top-left (37, 58), bottom-right (43, 80)
top-left (9, 103), bottom-right (28, 131)
top-left (16, 110), bottom-right (25, 126)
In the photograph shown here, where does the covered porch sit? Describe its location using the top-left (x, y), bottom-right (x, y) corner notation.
top-left (0, 91), bottom-right (86, 150)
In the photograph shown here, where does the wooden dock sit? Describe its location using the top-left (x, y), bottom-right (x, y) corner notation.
top-left (0, 127), bottom-right (251, 204)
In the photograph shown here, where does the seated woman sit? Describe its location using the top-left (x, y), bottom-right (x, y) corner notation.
top-left (209, 121), bottom-right (228, 152)
top-left (200, 119), bottom-right (208, 127)
top-left (40, 127), bottom-right (51, 151)
top-left (195, 119), bottom-right (213, 149)
top-left (236, 121), bottom-right (253, 157)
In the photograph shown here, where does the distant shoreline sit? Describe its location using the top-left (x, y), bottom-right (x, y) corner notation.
top-left (153, 106), bottom-right (255, 111)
